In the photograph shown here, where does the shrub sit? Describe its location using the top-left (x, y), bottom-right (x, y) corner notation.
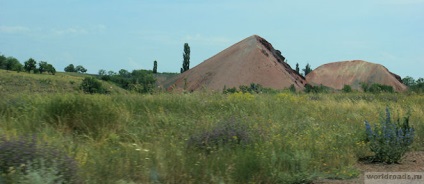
top-left (0, 135), bottom-right (80, 183)
top-left (187, 118), bottom-right (253, 153)
top-left (80, 77), bottom-right (107, 94)
top-left (364, 108), bottom-right (414, 163)
top-left (342, 85), bottom-right (352, 93)
top-left (361, 83), bottom-right (394, 93)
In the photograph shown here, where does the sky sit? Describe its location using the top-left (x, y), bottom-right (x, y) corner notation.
top-left (1, 0), bottom-right (423, 79)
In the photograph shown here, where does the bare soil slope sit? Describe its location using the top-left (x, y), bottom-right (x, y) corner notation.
top-left (306, 60), bottom-right (407, 92)
top-left (165, 35), bottom-right (306, 91)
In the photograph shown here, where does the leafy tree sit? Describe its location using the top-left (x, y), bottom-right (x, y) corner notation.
top-left (118, 69), bottom-right (130, 77)
top-left (24, 58), bottom-right (37, 73)
top-left (302, 63), bottom-right (312, 76)
top-left (46, 64), bottom-right (56, 75)
top-left (38, 61), bottom-right (48, 73)
top-left (181, 43), bottom-right (190, 73)
top-left (402, 76), bottom-right (416, 87)
top-left (80, 77), bottom-right (106, 94)
top-left (64, 64), bottom-right (76, 72)
top-left (342, 84), bottom-right (352, 93)
top-left (98, 69), bottom-right (110, 81)
top-left (98, 69), bottom-right (106, 76)
top-left (153, 60), bottom-right (158, 73)
top-left (75, 65), bottom-right (87, 73)
top-left (295, 63), bottom-right (300, 74)
top-left (5, 57), bottom-right (22, 72)
top-left (0, 55), bottom-right (6, 69)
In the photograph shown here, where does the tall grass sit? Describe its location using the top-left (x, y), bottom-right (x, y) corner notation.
top-left (0, 92), bottom-right (423, 183)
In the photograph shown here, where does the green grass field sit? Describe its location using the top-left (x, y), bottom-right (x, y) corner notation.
top-left (0, 70), bottom-right (423, 183)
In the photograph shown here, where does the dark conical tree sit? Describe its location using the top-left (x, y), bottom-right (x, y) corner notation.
top-left (153, 60), bottom-right (157, 73)
top-left (302, 63), bottom-right (312, 76)
top-left (181, 43), bottom-right (190, 73)
top-left (295, 63), bottom-right (300, 74)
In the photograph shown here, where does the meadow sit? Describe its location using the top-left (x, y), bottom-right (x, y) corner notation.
top-left (1, 89), bottom-right (423, 183)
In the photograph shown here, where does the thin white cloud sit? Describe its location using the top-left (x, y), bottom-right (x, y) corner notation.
top-left (0, 26), bottom-right (30, 34)
top-left (52, 27), bottom-right (88, 35)
top-left (51, 24), bottom-right (106, 36)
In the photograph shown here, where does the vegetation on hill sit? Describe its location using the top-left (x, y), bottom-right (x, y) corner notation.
top-left (98, 69), bottom-right (156, 93)
top-left (403, 76), bottom-right (424, 93)
top-left (0, 69), bottom-right (127, 94)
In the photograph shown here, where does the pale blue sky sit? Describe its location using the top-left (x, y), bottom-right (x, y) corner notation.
top-left (1, 0), bottom-right (423, 78)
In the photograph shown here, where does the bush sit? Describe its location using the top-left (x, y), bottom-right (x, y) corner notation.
top-left (361, 83), bottom-right (394, 93)
top-left (44, 95), bottom-right (121, 139)
top-left (80, 77), bottom-right (107, 94)
top-left (0, 135), bottom-right (80, 183)
top-left (364, 108), bottom-right (414, 163)
top-left (187, 118), bottom-right (253, 153)
top-left (342, 85), bottom-right (352, 93)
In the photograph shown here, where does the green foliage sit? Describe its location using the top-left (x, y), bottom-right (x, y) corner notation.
top-left (364, 108), bottom-right (414, 163)
top-left (223, 83), bottom-right (277, 94)
top-left (361, 83), bottom-right (394, 93)
top-left (98, 69), bottom-right (156, 93)
top-left (342, 84), bottom-right (352, 93)
top-left (295, 63), bottom-right (300, 74)
top-left (43, 95), bottom-right (121, 138)
top-left (0, 92), bottom-right (423, 183)
top-left (37, 61), bottom-right (56, 75)
top-left (3, 57), bottom-right (23, 72)
top-left (24, 58), bottom-right (37, 73)
top-left (403, 76), bottom-right (424, 93)
top-left (75, 65), bottom-right (87, 73)
top-left (80, 77), bottom-right (107, 94)
top-left (289, 84), bottom-right (296, 93)
top-left (302, 63), bottom-right (312, 76)
top-left (402, 76), bottom-right (416, 87)
top-left (153, 60), bottom-right (157, 74)
top-left (304, 84), bottom-right (330, 93)
top-left (181, 43), bottom-right (190, 73)
top-left (64, 64), bottom-right (76, 72)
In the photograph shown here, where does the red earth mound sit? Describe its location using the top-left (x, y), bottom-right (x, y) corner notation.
top-left (165, 35), bottom-right (306, 92)
top-left (305, 60), bottom-right (407, 92)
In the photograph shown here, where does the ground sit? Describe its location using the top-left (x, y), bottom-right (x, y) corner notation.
top-left (314, 151), bottom-right (424, 184)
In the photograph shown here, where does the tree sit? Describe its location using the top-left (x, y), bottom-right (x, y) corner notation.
top-left (153, 60), bottom-right (158, 73)
top-left (402, 76), bottom-right (416, 87)
top-left (5, 57), bottom-right (22, 72)
top-left (24, 58), bottom-right (37, 73)
top-left (64, 64), bottom-right (76, 72)
top-left (38, 61), bottom-right (48, 73)
top-left (342, 84), bottom-right (352, 93)
top-left (75, 65), bottom-right (87, 73)
top-left (80, 77), bottom-right (106, 94)
top-left (181, 43), bottom-right (190, 73)
top-left (0, 55), bottom-right (6, 69)
top-left (46, 64), bottom-right (56, 75)
top-left (295, 63), bottom-right (300, 74)
top-left (118, 69), bottom-right (130, 77)
top-left (302, 63), bottom-right (312, 76)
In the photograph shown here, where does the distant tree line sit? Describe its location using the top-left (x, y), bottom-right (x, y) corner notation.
top-left (64, 64), bottom-right (87, 73)
top-left (98, 69), bottom-right (156, 93)
top-left (402, 76), bottom-right (424, 93)
top-left (0, 54), bottom-right (56, 74)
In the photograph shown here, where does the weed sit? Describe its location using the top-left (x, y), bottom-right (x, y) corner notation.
top-left (364, 107), bottom-right (414, 163)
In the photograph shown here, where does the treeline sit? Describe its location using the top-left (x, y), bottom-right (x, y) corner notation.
top-left (96, 69), bottom-right (156, 93)
top-left (0, 55), bottom-right (56, 74)
top-left (402, 76), bottom-right (424, 93)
